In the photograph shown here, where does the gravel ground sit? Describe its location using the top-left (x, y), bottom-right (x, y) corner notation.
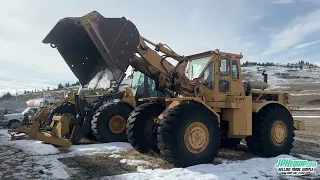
top-left (0, 131), bottom-right (60, 180)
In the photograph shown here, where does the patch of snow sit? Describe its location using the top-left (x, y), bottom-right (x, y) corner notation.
top-left (68, 142), bottom-right (132, 156)
top-left (293, 107), bottom-right (320, 111)
top-left (109, 154), bottom-right (123, 158)
top-left (8, 140), bottom-right (60, 155)
top-left (291, 93), bottom-right (320, 96)
top-left (120, 159), bottom-right (153, 166)
top-left (242, 66), bottom-right (320, 87)
top-left (33, 156), bottom-right (70, 179)
top-left (297, 154), bottom-right (320, 161)
top-left (292, 115), bottom-right (320, 118)
top-left (87, 69), bottom-right (113, 89)
top-left (301, 90), bottom-right (318, 92)
top-left (294, 137), bottom-right (320, 145)
top-left (110, 154), bottom-right (319, 180)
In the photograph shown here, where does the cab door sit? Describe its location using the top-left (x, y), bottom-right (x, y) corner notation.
top-left (231, 60), bottom-right (241, 95)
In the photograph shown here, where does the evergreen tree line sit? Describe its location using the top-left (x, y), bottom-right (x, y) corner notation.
top-left (241, 60), bottom-right (318, 68)
top-left (57, 81), bottom-right (80, 89)
top-left (0, 92), bottom-right (12, 100)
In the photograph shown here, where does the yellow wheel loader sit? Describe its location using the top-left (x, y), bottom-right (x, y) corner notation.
top-left (13, 88), bottom-right (108, 139)
top-left (15, 70), bottom-right (166, 147)
top-left (43, 11), bottom-right (305, 167)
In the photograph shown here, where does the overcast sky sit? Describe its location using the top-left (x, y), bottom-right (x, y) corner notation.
top-left (1, 0), bottom-right (320, 95)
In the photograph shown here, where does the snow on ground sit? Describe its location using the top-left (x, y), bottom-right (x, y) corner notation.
top-left (292, 115), bottom-right (320, 118)
top-left (109, 154), bottom-right (319, 180)
top-left (120, 159), bottom-right (153, 167)
top-left (0, 129), bottom-right (132, 179)
top-left (1, 128), bottom-right (319, 180)
top-left (242, 66), bottom-right (320, 89)
top-left (67, 142), bottom-right (132, 156)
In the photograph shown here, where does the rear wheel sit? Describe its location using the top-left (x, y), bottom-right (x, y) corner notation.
top-left (246, 105), bottom-right (294, 157)
top-left (157, 102), bottom-right (220, 167)
top-left (126, 102), bottom-right (165, 153)
top-left (91, 101), bottom-right (133, 143)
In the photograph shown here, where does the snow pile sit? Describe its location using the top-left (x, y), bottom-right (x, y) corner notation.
top-left (9, 140), bottom-right (60, 155)
top-left (68, 142), bottom-right (132, 156)
top-left (120, 159), bottom-right (153, 167)
top-left (109, 154), bottom-right (123, 158)
top-left (87, 69), bottom-right (113, 89)
top-left (112, 154), bottom-right (318, 180)
top-left (242, 66), bottom-right (320, 88)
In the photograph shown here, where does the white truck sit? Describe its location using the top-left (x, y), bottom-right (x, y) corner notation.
top-left (1, 98), bottom-right (53, 128)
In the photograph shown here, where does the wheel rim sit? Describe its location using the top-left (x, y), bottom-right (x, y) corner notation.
top-left (144, 118), bottom-right (157, 144)
top-left (184, 121), bottom-right (210, 154)
top-left (271, 120), bottom-right (287, 146)
top-left (109, 115), bottom-right (126, 134)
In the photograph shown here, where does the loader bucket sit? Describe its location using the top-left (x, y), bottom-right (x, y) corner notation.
top-left (43, 11), bottom-right (141, 85)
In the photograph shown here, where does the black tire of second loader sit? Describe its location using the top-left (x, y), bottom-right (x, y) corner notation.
top-left (91, 101), bottom-right (134, 143)
top-left (126, 102), bottom-right (165, 153)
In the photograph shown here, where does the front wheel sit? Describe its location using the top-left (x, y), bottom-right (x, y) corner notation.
top-left (157, 102), bottom-right (220, 167)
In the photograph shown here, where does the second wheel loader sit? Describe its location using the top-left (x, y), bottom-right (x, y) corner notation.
top-left (15, 70), bottom-right (166, 147)
top-left (43, 11), bottom-right (305, 167)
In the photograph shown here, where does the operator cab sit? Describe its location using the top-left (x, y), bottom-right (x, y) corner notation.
top-left (130, 71), bottom-right (166, 104)
top-left (187, 49), bottom-right (244, 96)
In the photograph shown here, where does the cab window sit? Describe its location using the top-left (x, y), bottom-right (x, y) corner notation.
top-left (232, 60), bottom-right (239, 79)
top-left (201, 62), bottom-right (214, 89)
top-left (189, 56), bottom-right (211, 79)
top-left (220, 58), bottom-right (230, 76)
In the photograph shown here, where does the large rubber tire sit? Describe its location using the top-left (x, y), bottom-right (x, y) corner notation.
top-left (91, 101), bottom-right (134, 143)
top-left (48, 103), bottom-right (77, 124)
top-left (157, 102), bottom-right (220, 167)
top-left (220, 138), bottom-right (242, 149)
top-left (245, 105), bottom-right (294, 157)
top-left (126, 102), bottom-right (165, 153)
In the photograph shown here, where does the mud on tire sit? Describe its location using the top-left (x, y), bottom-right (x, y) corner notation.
top-left (245, 105), bottom-right (295, 157)
top-left (126, 102), bottom-right (165, 153)
top-left (91, 101), bottom-right (133, 143)
top-left (157, 102), bottom-right (220, 167)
